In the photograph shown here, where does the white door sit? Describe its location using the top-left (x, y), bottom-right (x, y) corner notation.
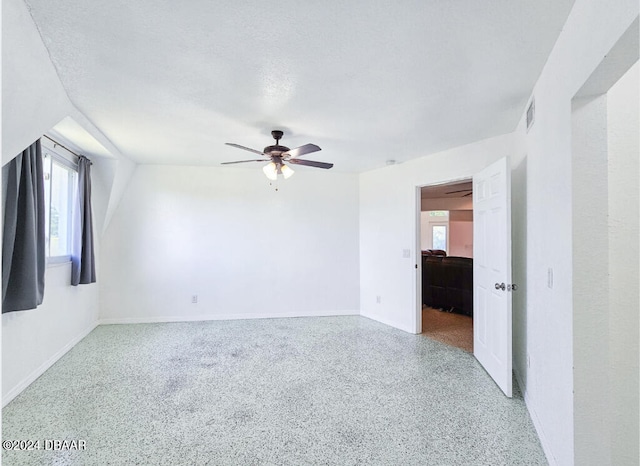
top-left (473, 157), bottom-right (513, 397)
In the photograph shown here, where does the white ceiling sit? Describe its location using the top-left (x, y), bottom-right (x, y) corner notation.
top-left (25, 0), bottom-right (575, 172)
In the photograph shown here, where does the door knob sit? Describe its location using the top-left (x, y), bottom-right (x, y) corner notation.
top-left (495, 283), bottom-right (506, 291)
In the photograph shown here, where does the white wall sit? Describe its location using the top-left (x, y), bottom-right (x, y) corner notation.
top-left (607, 62), bottom-right (639, 465)
top-left (571, 93), bottom-right (611, 465)
top-left (99, 166), bottom-right (360, 322)
top-left (2, 266), bottom-right (99, 403)
top-left (91, 155), bottom-right (137, 235)
top-left (449, 210), bottom-right (473, 258)
top-left (360, 132), bottom-right (517, 333)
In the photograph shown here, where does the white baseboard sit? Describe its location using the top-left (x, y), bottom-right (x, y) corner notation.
top-left (513, 364), bottom-right (558, 466)
top-left (99, 309), bottom-right (359, 325)
top-left (2, 320), bottom-right (99, 408)
top-left (360, 310), bottom-right (417, 334)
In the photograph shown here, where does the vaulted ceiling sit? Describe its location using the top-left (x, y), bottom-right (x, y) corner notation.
top-left (25, 0), bottom-right (575, 172)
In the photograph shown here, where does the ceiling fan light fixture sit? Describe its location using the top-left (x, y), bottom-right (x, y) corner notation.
top-left (262, 162), bottom-right (278, 181)
top-left (280, 163), bottom-right (295, 179)
top-left (223, 130), bottom-right (332, 177)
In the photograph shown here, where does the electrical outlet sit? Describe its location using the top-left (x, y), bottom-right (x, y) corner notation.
top-left (191, 295), bottom-right (198, 304)
top-left (547, 268), bottom-right (553, 289)
top-left (376, 296), bottom-right (381, 304)
top-left (402, 249), bottom-right (411, 258)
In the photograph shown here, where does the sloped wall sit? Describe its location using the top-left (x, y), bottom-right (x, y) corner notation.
top-left (1, 0), bottom-right (134, 404)
top-left (1, 0), bottom-right (98, 405)
top-left (2, 0), bottom-right (72, 164)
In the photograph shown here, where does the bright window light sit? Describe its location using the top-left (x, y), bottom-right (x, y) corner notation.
top-left (42, 144), bottom-right (78, 263)
top-left (432, 225), bottom-right (447, 251)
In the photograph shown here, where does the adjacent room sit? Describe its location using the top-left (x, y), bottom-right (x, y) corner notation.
top-left (2, 0), bottom-right (638, 465)
top-left (420, 180), bottom-right (474, 353)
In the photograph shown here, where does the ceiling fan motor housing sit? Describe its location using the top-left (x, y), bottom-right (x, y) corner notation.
top-left (264, 144), bottom-right (290, 155)
top-left (265, 130), bottom-right (288, 154)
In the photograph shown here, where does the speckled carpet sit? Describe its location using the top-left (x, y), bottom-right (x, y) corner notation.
top-left (2, 316), bottom-right (547, 465)
top-left (422, 306), bottom-right (474, 353)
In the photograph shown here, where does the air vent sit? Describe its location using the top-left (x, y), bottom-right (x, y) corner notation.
top-left (526, 98), bottom-right (535, 131)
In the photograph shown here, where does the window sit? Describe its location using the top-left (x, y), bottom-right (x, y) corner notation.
top-left (432, 225), bottom-right (447, 251)
top-left (42, 143), bottom-right (78, 263)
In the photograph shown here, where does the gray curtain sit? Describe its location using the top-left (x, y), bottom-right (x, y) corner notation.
top-left (2, 140), bottom-right (46, 313)
top-left (71, 156), bottom-right (95, 286)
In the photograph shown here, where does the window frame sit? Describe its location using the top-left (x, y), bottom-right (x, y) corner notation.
top-left (431, 223), bottom-right (449, 252)
top-left (41, 139), bottom-right (79, 266)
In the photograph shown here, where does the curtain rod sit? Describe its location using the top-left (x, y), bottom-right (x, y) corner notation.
top-left (42, 134), bottom-right (81, 159)
top-left (42, 134), bottom-right (92, 165)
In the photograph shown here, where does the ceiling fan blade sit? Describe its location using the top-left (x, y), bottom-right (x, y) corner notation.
top-left (225, 143), bottom-right (265, 156)
top-left (221, 159), bottom-right (268, 165)
top-left (445, 189), bottom-right (472, 194)
top-left (282, 143), bottom-right (321, 158)
top-left (287, 158), bottom-right (333, 169)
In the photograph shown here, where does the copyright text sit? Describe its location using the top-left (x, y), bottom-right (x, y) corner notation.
top-left (2, 439), bottom-right (86, 451)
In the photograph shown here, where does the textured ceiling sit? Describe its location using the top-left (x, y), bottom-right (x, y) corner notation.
top-left (25, 0), bottom-right (575, 172)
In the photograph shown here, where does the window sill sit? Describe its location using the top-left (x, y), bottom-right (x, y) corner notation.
top-left (46, 256), bottom-right (71, 268)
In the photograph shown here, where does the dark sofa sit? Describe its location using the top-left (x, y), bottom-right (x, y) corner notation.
top-left (422, 255), bottom-right (473, 317)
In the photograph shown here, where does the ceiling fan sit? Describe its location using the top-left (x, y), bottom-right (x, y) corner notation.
top-left (222, 130), bottom-right (333, 180)
top-left (445, 188), bottom-right (472, 197)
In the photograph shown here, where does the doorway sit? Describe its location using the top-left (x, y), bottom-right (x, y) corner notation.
top-left (418, 179), bottom-right (474, 353)
top-left (416, 157), bottom-right (514, 398)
